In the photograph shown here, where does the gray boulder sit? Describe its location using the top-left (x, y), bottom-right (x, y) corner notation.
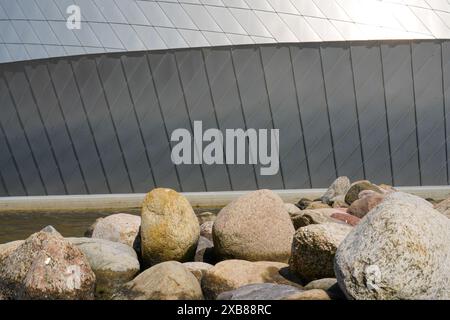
top-left (335, 194), bottom-right (450, 299)
top-left (217, 283), bottom-right (302, 300)
top-left (67, 237), bottom-right (140, 299)
top-left (321, 176), bottom-right (351, 204)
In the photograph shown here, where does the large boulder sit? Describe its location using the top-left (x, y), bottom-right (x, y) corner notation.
top-left (321, 176), bottom-right (351, 204)
top-left (89, 213), bottom-right (141, 250)
top-left (290, 223), bottom-right (352, 283)
top-left (67, 237), bottom-right (140, 299)
top-left (0, 226), bottom-right (95, 300)
top-left (140, 188), bottom-right (200, 267)
top-left (217, 283), bottom-right (302, 300)
top-left (201, 260), bottom-right (302, 300)
top-left (335, 193), bottom-right (450, 299)
top-left (116, 261), bottom-right (203, 300)
top-left (345, 180), bottom-right (383, 205)
top-left (213, 190), bottom-right (295, 263)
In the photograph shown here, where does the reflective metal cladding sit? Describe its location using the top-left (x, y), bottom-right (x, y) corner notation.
top-left (1, 1), bottom-right (450, 196)
top-left (1, 0), bottom-right (450, 63)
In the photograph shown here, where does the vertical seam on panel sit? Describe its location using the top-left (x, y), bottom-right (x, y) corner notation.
top-left (0, 170), bottom-right (7, 196)
top-left (409, 43), bottom-right (423, 186)
top-left (288, 46), bottom-right (312, 188)
top-left (440, 41), bottom-right (449, 184)
top-left (94, 56), bottom-right (135, 192)
top-left (45, 62), bottom-right (90, 194)
top-left (0, 121), bottom-right (26, 195)
top-left (379, 44), bottom-right (395, 186)
top-left (173, 51), bottom-right (208, 192)
top-left (349, 45), bottom-right (367, 180)
top-left (119, 56), bottom-right (157, 189)
top-left (2, 73), bottom-right (48, 195)
top-left (229, 47), bottom-right (260, 189)
top-left (318, 46), bottom-right (338, 178)
top-left (258, 46), bottom-right (286, 189)
top-left (69, 59), bottom-right (113, 193)
top-left (23, 65), bottom-right (68, 194)
top-left (145, 52), bottom-right (183, 192)
top-left (201, 48), bottom-right (233, 190)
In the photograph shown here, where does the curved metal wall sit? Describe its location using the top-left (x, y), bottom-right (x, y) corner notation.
top-left (1, 0), bottom-right (450, 64)
top-left (1, 40), bottom-right (449, 196)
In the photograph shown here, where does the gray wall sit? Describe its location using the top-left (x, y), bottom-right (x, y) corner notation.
top-left (1, 40), bottom-right (449, 196)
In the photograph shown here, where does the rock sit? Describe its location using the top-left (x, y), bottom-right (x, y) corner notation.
top-left (345, 180), bottom-right (383, 205)
top-left (283, 289), bottom-right (332, 300)
top-left (195, 236), bottom-right (216, 264)
top-left (331, 195), bottom-right (349, 208)
top-left (378, 184), bottom-right (396, 193)
top-left (303, 278), bottom-right (346, 299)
top-left (217, 283), bottom-right (302, 300)
top-left (0, 240), bottom-right (24, 263)
top-left (306, 201), bottom-right (331, 209)
top-left (200, 221), bottom-right (214, 241)
top-left (197, 211), bottom-right (217, 225)
top-left (296, 198), bottom-right (312, 210)
top-left (201, 260), bottom-right (302, 300)
top-left (330, 212), bottom-right (360, 226)
top-left (290, 223), bottom-right (352, 283)
top-left (335, 195), bottom-right (450, 300)
top-left (285, 203), bottom-right (301, 217)
top-left (116, 261), bottom-right (203, 300)
top-left (321, 176), bottom-right (351, 204)
top-left (183, 262), bottom-right (213, 282)
top-left (433, 198), bottom-right (450, 219)
top-left (141, 188), bottom-right (200, 267)
top-left (213, 190), bottom-right (294, 263)
top-left (0, 226), bottom-right (95, 300)
top-left (291, 208), bottom-right (347, 229)
top-left (385, 191), bottom-right (433, 209)
top-left (90, 213), bottom-right (141, 251)
top-left (348, 191), bottom-right (385, 218)
top-left (67, 237), bottom-right (140, 299)
top-left (304, 278), bottom-right (337, 291)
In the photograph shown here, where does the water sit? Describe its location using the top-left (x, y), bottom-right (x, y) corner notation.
top-left (0, 208), bottom-right (219, 244)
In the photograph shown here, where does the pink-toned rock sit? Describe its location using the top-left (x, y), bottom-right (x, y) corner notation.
top-left (348, 191), bottom-right (385, 218)
top-left (0, 226), bottom-right (95, 300)
top-left (90, 213), bottom-right (141, 249)
top-left (330, 212), bottom-right (360, 226)
top-left (345, 180), bottom-right (384, 205)
top-left (213, 190), bottom-right (294, 263)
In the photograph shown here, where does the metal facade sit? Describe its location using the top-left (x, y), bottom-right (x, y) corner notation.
top-left (1, 0), bottom-right (450, 195)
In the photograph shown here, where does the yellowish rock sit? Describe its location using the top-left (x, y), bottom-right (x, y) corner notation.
top-left (141, 188), bottom-right (200, 267)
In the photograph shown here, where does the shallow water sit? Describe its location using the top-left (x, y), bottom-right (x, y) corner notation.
top-left (0, 208), bottom-right (220, 244)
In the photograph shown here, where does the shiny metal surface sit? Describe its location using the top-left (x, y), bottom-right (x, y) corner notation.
top-left (1, 0), bottom-right (450, 63)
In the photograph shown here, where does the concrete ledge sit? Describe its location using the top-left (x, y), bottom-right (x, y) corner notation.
top-left (0, 186), bottom-right (449, 214)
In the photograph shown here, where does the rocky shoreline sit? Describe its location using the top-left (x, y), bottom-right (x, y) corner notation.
top-left (0, 178), bottom-right (449, 300)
